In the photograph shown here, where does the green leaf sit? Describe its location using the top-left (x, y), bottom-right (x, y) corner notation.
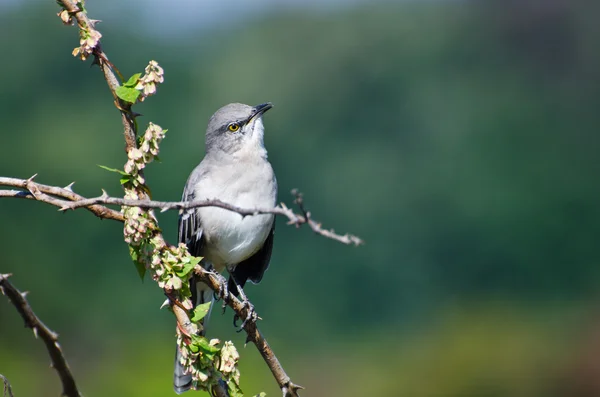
top-left (198, 343), bottom-right (220, 357)
top-left (176, 256), bottom-right (201, 277)
top-left (120, 176), bottom-right (131, 185)
top-left (190, 334), bottom-right (219, 353)
top-left (123, 73), bottom-right (142, 87)
top-left (116, 86), bottom-right (141, 104)
top-left (191, 302), bottom-right (212, 322)
top-left (97, 164), bottom-right (128, 175)
top-left (130, 250), bottom-right (146, 281)
top-left (227, 379), bottom-right (244, 397)
top-left (189, 334), bottom-right (220, 361)
top-left (134, 260), bottom-right (146, 281)
top-left (133, 255), bottom-right (146, 282)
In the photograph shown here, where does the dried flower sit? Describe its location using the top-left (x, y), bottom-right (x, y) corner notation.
top-left (135, 61), bottom-right (165, 101)
top-left (57, 9), bottom-right (73, 25)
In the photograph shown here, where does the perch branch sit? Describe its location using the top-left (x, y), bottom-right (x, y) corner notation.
top-left (0, 176), bottom-right (363, 246)
top-left (194, 268), bottom-right (303, 397)
top-left (0, 274), bottom-right (81, 397)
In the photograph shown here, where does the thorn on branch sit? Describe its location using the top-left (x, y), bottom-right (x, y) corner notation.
top-left (0, 374), bottom-right (14, 397)
top-left (88, 19), bottom-right (102, 28)
top-left (283, 381), bottom-right (305, 397)
top-left (0, 274), bottom-right (81, 397)
top-left (0, 273), bottom-right (13, 284)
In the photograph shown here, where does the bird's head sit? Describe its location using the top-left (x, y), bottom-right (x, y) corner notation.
top-left (205, 102), bottom-right (273, 158)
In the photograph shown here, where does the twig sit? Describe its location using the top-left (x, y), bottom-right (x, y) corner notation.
top-left (0, 176), bottom-right (363, 246)
top-left (57, 0), bottom-right (138, 149)
top-left (194, 269), bottom-right (303, 397)
top-left (0, 176), bottom-right (123, 222)
top-left (0, 274), bottom-right (81, 397)
top-left (291, 189), bottom-right (363, 245)
top-left (0, 375), bottom-right (14, 397)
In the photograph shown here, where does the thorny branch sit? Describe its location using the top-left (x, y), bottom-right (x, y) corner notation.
top-left (0, 176), bottom-right (363, 246)
top-left (0, 2), bottom-right (362, 396)
top-left (0, 176), bottom-right (124, 221)
top-left (193, 269), bottom-right (304, 396)
top-left (0, 274), bottom-right (81, 397)
top-left (57, 0), bottom-right (138, 149)
top-left (0, 374), bottom-right (14, 397)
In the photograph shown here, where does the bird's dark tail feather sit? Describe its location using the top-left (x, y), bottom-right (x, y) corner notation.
top-left (173, 279), bottom-right (214, 394)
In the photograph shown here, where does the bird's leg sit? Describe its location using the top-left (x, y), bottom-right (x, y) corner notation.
top-left (228, 274), bottom-right (257, 331)
top-left (210, 273), bottom-right (230, 314)
top-left (202, 262), bottom-right (229, 310)
top-left (210, 272), bottom-right (228, 300)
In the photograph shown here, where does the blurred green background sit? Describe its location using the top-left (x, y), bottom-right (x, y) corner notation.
top-left (2, 0), bottom-right (600, 396)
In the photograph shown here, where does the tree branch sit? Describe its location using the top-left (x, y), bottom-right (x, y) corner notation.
top-left (0, 374), bottom-right (14, 397)
top-left (0, 176), bottom-right (124, 222)
top-left (0, 274), bottom-right (81, 397)
top-left (0, 176), bottom-right (363, 246)
top-left (57, 0), bottom-right (138, 149)
top-left (194, 269), bottom-right (303, 397)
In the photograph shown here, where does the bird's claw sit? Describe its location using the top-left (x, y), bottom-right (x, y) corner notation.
top-left (218, 274), bottom-right (230, 299)
top-left (233, 299), bottom-right (258, 332)
top-left (213, 274), bottom-right (230, 314)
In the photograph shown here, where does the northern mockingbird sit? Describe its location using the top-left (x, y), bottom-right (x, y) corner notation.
top-left (174, 102), bottom-right (277, 393)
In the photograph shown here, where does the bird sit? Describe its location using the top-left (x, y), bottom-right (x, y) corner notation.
top-left (173, 102), bottom-right (277, 393)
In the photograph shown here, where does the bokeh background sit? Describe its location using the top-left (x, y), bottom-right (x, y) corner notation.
top-left (2, 0), bottom-right (600, 396)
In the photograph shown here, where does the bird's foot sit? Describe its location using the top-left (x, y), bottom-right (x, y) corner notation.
top-left (211, 273), bottom-right (230, 314)
top-left (215, 274), bottom-right (230, 314)
top-left (233, 298), bottom-right (258, 332)
top-left (212, 273), bottom-right (229, 300)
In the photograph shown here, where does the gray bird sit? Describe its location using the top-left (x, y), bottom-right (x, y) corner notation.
top-left (174, 102), bottom-right (277, 393)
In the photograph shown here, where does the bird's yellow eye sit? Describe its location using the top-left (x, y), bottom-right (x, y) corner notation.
top-left (227, 123), bottom-right (240, 132)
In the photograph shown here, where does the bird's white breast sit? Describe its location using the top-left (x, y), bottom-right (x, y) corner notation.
top-left (194, 159), bottom-right (276, 270)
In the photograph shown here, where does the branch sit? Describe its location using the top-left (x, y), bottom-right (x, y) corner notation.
top-left (194, 269), bottom-right (303, 397)
top-left (0, 176), bottom-right (363, 246)
top-left (0, 176), bottom-right (124, 222)
top-left (0, 274), bottom-right (81, 397)
top-left (57, 0), bottom-right (138, 149)
top-left (0, 375), bottom-right (14, 397)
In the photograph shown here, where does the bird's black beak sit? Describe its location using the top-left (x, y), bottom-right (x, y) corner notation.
top-left (250, 102), bottom-right (273, 120)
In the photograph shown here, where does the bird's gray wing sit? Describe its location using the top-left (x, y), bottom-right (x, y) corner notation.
top-left (174, 166), bottom-right (211, 394)
top-left (178, 167), bottom-right (206, 255)
top-left (228, 222), bottom-right (275, 293)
